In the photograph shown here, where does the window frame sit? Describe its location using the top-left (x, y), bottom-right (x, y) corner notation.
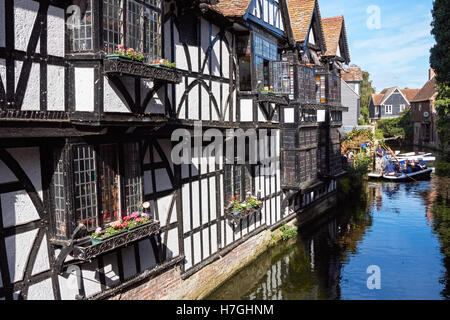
top-left (50, 141), bottom-right (144, 238)
top-left (68, 0), bottom-right (163, 62)
top-left (385, 104), bottom-right (393, 115)
top-left (224, 163), bottom-right (255, 208)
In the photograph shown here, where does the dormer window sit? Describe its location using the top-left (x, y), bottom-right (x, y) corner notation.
top-left (68, 0), bottom-right (162, 62)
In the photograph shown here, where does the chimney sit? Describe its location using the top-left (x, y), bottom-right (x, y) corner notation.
top-left (429, 68), bottom-right (435, 80)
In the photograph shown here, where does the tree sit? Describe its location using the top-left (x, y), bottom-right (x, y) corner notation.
top-left (358, 71), bottom-right (375, 125)
top-left (430, 0), bottom-right (450, 86)
top-left (430, 0), bottom-right (450, 150)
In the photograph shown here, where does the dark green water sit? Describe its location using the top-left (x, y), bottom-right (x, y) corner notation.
top-left (207, 167), bottom-right (450, 300)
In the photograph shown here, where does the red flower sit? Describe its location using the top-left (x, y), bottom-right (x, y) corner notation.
top-left (123, 216), bottom-right (131, 221)
top-left (121, 222), bottom-right (128, 228)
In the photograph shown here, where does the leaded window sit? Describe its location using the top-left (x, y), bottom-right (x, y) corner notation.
top-left (224, 165), bottom-right (253, 207)
top-left (51, 142), bottom-right (143, 236)
top-left (69, 0), bottom-right (93, 52)
top-left (73, 145), bottom-right (98, 232)
top-left (254, 33), bottom-right (278, 89)
top-left (123, 142), bottom-right (143, 213)
top-left (103, 0), bottom-right (124, 54)
top-left (298, 66), bottom-right (316, 103)
top-left (68, 0), bottom-right (162, 62)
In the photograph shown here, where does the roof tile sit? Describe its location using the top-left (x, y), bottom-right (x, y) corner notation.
top-left (411, 77), bottom-right (437, 102)
top-left (341, 66), bottom-right (363, 82)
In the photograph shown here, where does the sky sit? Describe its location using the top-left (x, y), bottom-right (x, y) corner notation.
top-left (319, 0), bottom-right (435, 92)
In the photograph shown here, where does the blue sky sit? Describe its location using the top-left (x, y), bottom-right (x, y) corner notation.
top-left (319, 0), bottom-right (435, 92)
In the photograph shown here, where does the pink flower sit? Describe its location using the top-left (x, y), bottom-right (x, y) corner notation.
top-left (136, 218), bottom-right (142, 223)
top-left (123, 216), bottom-right (131, 221)
top-left (141, 213), bottom-right (148, 219)
top-left (95, 227), bottom-right (102, 234)
top-left (110, 221), bottom-right (122, 229)
top-left (131, 212), bottom-right (140, 219)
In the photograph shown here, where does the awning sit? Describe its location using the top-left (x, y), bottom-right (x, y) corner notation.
top-left (337, 127), bottom-right (348, 140)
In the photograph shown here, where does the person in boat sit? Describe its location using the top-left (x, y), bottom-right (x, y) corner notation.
top-left (402, 161), bottom-right (413, 174)
top-left (410, 160), bottom-right (424, 172)
top-left (375, 145), bottom-right (385, 173)
top-left (384, 161), bottom-right (397, 176)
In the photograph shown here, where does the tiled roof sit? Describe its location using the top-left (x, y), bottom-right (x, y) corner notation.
top-left (286, 0), bottom-right (322, 43)
top-left (411, 77), bottom-right (437, 102)
top-left (209, 0), bottom-right (252, 17)
top-left (322, 16), bottom-right (343, 56)
top-left (401, 88), bottom-right (421, 102)
top-left (372, 94), bottom-right (384, 106)
top-left (341, 67), bottom-right (363, 82)
top-left (375, 86), bottom-right (421, 105)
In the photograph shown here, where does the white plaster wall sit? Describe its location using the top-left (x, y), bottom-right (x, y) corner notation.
top-left (201, 18), bottom-right (210, 75)
top-left (5, 229), bottom-right (38, 283)
top-left (144, 171), bottom-right (153, 195)
top-left (14, 0), bottom-right (39, 53)
top-left (120, 246), bottom-right (137, 280)
top-left (191, 181), bottom-right (200, 229)
top-left (221, 35), bottom-right (230, 79)
top-left (15, 61), bottom-right (40, 111)
top-left (103, 77), bottom-right (132, 113)
top-left (31, 234), bottom-right (50, 276)
top-left (193, 232), bottom-right (201, 265)
top-left (139, 239), bottom-right (157, 271)
top-left (58, 272), bottom-right (78, 300)
top-left (156, 194), bottom-right (175, 227)
top-left (154, 168), bottom-right (172, 192)
top-left (201, 86), bottom-right (210, 121)
top-left (74, 68), bottom-right (94, 112)
top-left (240, 99), bottom-right (253, 122)
top-left (8, 147), bottom-right (42, 199)
top-left (176, 82), bottom-right (186, 119)
top-left (182, 183), bottom-right (191, 233)
top-left (201, 179), bottom-right (209, 225)
top-left (184, 237), bottom-right (192, 270)
top-left (257, 104), bottom-right (265, 122)
top-left (187, 82), bottom-right (199, 120)
top-left (284, 107), bottom-right (294, 123)
top-left (47, 5), bottom-right (65, 57)
top-left (47, 65), bottom-right (65, 111)
top-left (0, 59), bottom-right (6, 94)
top-left (81, 261), bottom-right (101, 297)
top-left (0, 0), bottom-right (4, 47)
top-left (102, 253), bottom-right (120, 288)
top-left (202, 228), bottom-right (210, 258)
top-left (165, 228), bottom-right (179, 259)
top-left (27, 278), bottom-right (54, 300)
top-left (188, 44), bottom-right (199, 73)
top-left (211, 81), bottom-right (221, 121)
top-left (317, 110), bottom-right (325, 122)
top-left (211, 25), bottom-right (221, 77)
top-left (144, 85), bottom-right (165, 114)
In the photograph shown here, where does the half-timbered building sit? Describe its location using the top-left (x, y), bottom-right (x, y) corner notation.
top-left (0, 0), bottom-right (349, 300)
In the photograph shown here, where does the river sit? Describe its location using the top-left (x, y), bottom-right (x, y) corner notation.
top-left (206, 158), bottom-right (450, 300)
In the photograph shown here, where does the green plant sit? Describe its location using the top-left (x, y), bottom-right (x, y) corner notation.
top-left (151, 59), bottom-right (176, 68)
top-left (375, 109), bottom-right (413, 141)
top-left (279, 223), bottom-right (298, 241)
top-left (231, 195), bottom-right (262, 214)
top-left (91, 211), bottom-right (151, 241)
top-left (436, 161), bottom-right (450, 177)
top-left (112, 45), bottom-right (145, 61)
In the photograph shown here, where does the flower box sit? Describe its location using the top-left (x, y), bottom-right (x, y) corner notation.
top-left (226, 207), bottom-right (262, 225)
top-left (103, 58), bottom-right (182, 83)
top-left (105, 54), bottom-right (133, 61)
top-left (74, 220), bottom-right (161, 261)
top-left (257, 92), bottom-right (289, 105)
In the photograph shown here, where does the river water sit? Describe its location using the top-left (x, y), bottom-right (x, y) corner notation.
top-left (207, 163), bottom-right (450, 300)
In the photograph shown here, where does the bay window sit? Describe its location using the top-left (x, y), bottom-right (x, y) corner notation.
top-left (68, 0), bottom-right (162, 62)
top-left (51, 142), bottom-right (143, 239)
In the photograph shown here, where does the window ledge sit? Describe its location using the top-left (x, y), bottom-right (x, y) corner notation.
top-left (73, 220), bottom-right (161, 261)
top-left (104, 58), bottom-right (182, 83)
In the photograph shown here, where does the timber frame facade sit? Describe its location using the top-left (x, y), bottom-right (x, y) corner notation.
top-left (0, 0), bottom-right (349, 300)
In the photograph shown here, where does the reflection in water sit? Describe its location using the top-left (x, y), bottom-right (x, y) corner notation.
top-left (207, 174), bottom-right (450, 300)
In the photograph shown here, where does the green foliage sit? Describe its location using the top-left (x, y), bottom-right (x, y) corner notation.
top-left (432, 198), bottom-right (450, 257)
top-left (375, 109), bottom-right (413, 140)
top-left (436, 161), bottom-right (450, 177)
top-left (359, 71), bottom-right (376, 125)
top-left (279, 223), bottom-right (298, 241)
top-left (435, 84), bottom-right (450, 150)
top-left (430, 0), bottom-right (450, 86)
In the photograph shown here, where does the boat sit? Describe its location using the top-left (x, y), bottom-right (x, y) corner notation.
top-left (395, 152), bottom-right (436, 162)
top-left (380, 168), bottom-right (433, 182)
